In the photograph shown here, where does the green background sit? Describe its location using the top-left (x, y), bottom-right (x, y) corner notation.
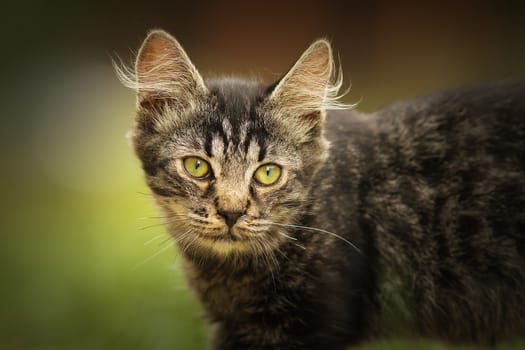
top-left (2, 1), bottom-right (525, 349)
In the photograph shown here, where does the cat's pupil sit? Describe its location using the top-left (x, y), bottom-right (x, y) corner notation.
top-left (195, 160), bottom-right (201, 169)
top-left (266, 166), bottom-right (271, 176)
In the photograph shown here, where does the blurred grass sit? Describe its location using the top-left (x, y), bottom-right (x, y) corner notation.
top-left (1, 184), bottom-right (207, 349)
top-left (0, 63), bottom-right (210, 349)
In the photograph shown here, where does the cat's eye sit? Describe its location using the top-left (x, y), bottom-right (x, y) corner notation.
top-left (254, 164), bottom-right (282, 186)
top-left (183, 157), bottom-right (211, 179)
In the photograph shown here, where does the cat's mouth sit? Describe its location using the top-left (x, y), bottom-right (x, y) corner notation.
top-left (165, 213), bottom-right (281, 255)
top-left (200, 228), bottom-right (241, 242)
top-left (168, 217), bottom-right (282, 258)
top-left (188, 227), bottom-right (266, 256)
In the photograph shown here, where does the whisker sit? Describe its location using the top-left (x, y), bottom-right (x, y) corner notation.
top-left (263, 242), bottom-right (278, 291)
top-left (132, 240), bottom-right (176, 270)
top-left (268, 222), bottom-right (361, 253)
top-left (159, 214), bottom-right (187, 219)
top-left (136, 191), bottom-right (153, 197)
top-left (140, 223), bottom-right (167, 230)
top-left (137, 213), bottom-right (187, 220)
top-left (275, 246), bottom-right (290, 260)
top-left (173, 231), bottom-right (190, 244)
top-left (179, 228), bottom-right (199, 256)
top-left (275, 230), bottom-right (306, 250)
top-left (252, 238), bottom-right (277, 290)
top-left (144, 233), bottom-right (166, 246)
top-left (139, 217), bottom-right (187, 230)
top-left (293, 243), bottom-right (306, 250)
top-left (277, 231), bottom-right (298, 241)
top-left (158, 234), bottom-right (175, 247)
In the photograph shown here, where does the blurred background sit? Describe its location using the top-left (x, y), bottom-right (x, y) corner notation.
top-left (1, 0), bottom-right (524, 349)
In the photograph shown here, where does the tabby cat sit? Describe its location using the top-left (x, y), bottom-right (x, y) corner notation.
top-left (116, 30), bottom-right (525, 349)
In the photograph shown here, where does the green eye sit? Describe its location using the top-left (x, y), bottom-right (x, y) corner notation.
top-left (183, 157), bottom-right (210, 178)
top-left (254, 164), bottom-right (282, 185)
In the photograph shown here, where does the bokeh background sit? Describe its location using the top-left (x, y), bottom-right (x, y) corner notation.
top-left (2, 1), bottom-right (525, 349)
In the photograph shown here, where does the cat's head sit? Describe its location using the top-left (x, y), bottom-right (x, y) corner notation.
top-left (117, 30), bottom-right (345, 262)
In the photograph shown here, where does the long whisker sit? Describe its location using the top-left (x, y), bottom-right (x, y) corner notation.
top-left (179, 228), bottom-right (199, 256)
top-left (139, 217), bottom-right (187, 230)
top-left (268, 222), bottom-right (361, 253)
top-left (275, 230), bottom-right (306, 250)
top-left (275, 246), bottom-right (290, 260)
top-left (252, 238), bottom-right (277, 290)
top-left (138, 213), bottom-right (187, 220)
top-left (132, 239), bottom-right (176, 270)
top-left (136, 191), bottom-right (153, 197)
top-left (144, 233), bottom-right (166, 246)
top-left (277, 231), bottom-right (297, 241)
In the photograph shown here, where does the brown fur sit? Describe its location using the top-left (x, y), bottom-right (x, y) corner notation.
top-left (117, 30), bottom-right (525, 349)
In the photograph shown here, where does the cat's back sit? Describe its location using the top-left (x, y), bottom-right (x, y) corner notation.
top-left (327, 80), bottom-right (525, 159)
top-left (366, 80), bottom-right (525, 212)
top-left (373, 80), bottom-right (525, 156)
top-left (341, 81), bottom-right (525, 342)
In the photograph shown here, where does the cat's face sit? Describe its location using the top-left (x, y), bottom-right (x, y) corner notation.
top-left (136, 80), bottom-right (324, 258)
top-left (119, 30), bottom-right (340, 260)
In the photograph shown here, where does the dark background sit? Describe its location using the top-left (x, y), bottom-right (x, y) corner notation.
top-left (2, 1), bottom-right (524, 349)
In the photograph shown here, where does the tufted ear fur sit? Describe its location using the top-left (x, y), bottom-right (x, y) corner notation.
top-left (267, 39), bottom-right (345, 138)
top-left (116, 30), bottom-right (207, 117)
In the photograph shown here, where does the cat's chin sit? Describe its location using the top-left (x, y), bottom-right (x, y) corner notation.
top-left (194, 237), bottom-right (254, 256)
top-left (175, 227), bottom-right (282, 259)
top-left (197, 228), bottom-right (244, 243)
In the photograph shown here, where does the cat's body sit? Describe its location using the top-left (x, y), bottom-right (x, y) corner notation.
top-left (183, 81), bottom-right (525, 349)
top-left (118, 30), bottom-right (525, 349)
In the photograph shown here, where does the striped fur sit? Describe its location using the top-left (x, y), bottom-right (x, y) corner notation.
top-left (117, 30), bottom-right (525, 349)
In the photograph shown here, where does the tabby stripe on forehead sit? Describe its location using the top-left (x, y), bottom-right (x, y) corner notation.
top-left (204, 123), bottom-right (231, 157)
top-left (222, 118), bottom-right (233, 140)
top-left (242, 129), bottom-right (267, 161)
top-left (229, 119), bottom-right (243, 147)
top-left (204, 131), bottom-right (213, 157)
top-left (258, 143), bottom-right (267, 162)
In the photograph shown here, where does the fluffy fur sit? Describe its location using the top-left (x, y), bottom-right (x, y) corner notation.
top-left (117, 30), bottom-right (525, 349)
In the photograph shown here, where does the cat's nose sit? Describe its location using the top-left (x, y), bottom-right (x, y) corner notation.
top-left (217, 210), bottom-right (244, 228)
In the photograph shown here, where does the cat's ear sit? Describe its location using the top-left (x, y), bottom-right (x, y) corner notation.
top-left (268, 39), bottom-right (340, 131)
top-left (126, 30), bottom-right (207, 113)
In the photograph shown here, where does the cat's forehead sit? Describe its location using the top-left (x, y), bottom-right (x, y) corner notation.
top-left (193, 78), bottom-right (275, 160)
top-left (206, 78), bottom-right (268, 114)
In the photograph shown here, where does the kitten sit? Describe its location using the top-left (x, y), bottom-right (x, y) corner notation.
top-left (116, 30), bottom-right (525, 349)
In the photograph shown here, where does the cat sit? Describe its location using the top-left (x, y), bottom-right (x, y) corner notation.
top-left (116, 29), bottom-right (525, 349)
